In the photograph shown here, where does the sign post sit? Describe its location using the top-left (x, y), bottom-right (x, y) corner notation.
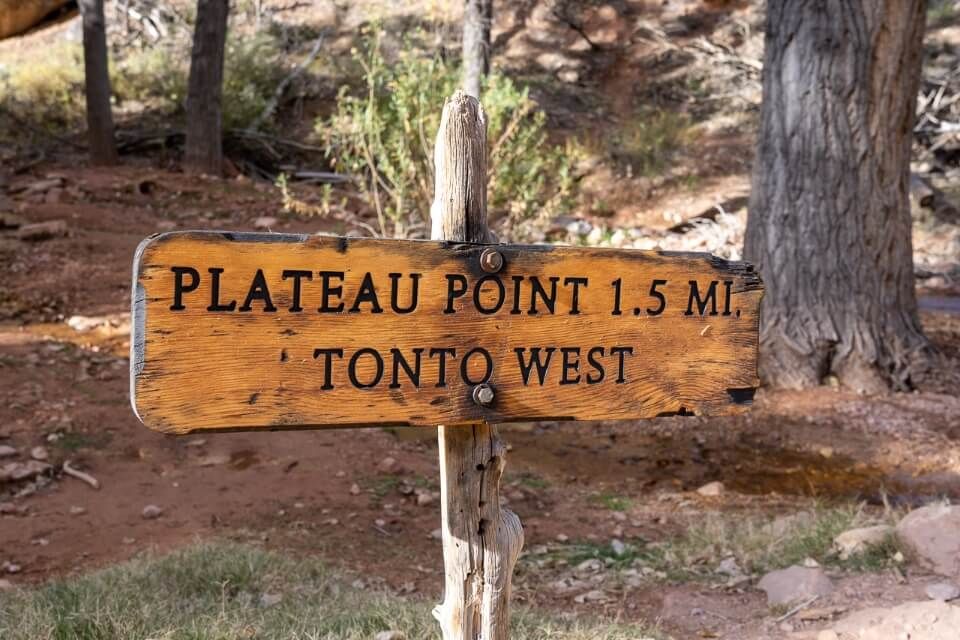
top-left (129, 92), bottom-right (763, 639)
top-left (429, 93), bottom-right (523, 640)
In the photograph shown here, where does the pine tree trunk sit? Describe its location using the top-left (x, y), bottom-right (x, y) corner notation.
top-left (745, 0), bottom-right (931, 393)
top-left (184, 0), bottom-right (229, 176)
top-left (462, 0), bottom-right (492, 98)
top-left (78, 0), bottom-right (117, 165)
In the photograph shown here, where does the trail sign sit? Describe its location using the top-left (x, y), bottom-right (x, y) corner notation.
top-left (130, 230), bottom-right (762, 434)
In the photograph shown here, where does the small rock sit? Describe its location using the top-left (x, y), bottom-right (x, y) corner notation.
top-left (557, 69), bottom-right (580, 83)
top-left (196, 453), bottom-right (230, 467)
top-left (259, 592), bottom-right (283, 607)
top-left (141, 504), bottom-right (163, 519)
top-left (349, 483), bottom-right (361, 496)
top-left (5, 460), bottom-right (51, 481)
top-left (17, 220), bottom-right (68, 242)
top-left (816, 631), bottom-right (839, 640)
top-left (430, 528), bottom-right (443, 540)
top-left (122, 537), bottom-right (136, 545)
top-left (897, 503), bottom-right (960, 577)
top-left (575, 558), bottom-right (603, 574)
top-left (925, 582), bottom-right (960, 601)
top-left (69, 506), bottom-right (86, 516)
top-left (30, 446), bottom-right (48, 461)
top-left (834, 525), bottom-right (894, 559)
top-left (778, 621), bottom-right (794, 632)
top-left (564, 218), bottom-right (592, 236)
top-left (377, 456), bottom-right (398, 473)
top-left (0, 578), bottom-right (12, 591)
top-left (24, 177), bottom-right (64, 194)
top-left (556, 533), bottom-right (569, 542)
top-left (819, 447), bottom-right (834, 459)
top-left (585, 226), bottom-right (604, 245)
top-left (717, 556), bottom-right (744, 577)
top-left (0, 502), bottom-right (16, 514)
top-left (574, 589), bottom-right (607, 603)
top-left (611, 539), bottom-right (626, 556)
top-left (696, 481), bottom-right (724, 497)
top-left (0, 445), bottom-right (16, 459)
top-left (253, 216), bottom-right (279, 230)
top-left (415, 490), bottom-right (436, 506)
top-left (374, 631), bottom-right (405, 640)
top-left (757, 565), bottom-right (834, 606)
top-left (2, 561), bottom-right (21, 574)
top-left (803, 557), bottom-right (821, 568)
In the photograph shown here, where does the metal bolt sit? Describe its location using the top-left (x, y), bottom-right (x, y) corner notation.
top-left (472, 384), bottom-right (495, 406)
top-left (479, 248), bottom-right (504, 273)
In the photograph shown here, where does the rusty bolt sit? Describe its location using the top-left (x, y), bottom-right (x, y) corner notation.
top-left (479, 248), bottom-right (504, 273)
top-left (472, 384), bottom-right (495, 406)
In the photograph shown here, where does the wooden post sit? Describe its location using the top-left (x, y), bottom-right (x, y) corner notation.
top-left (430, 92), bottom-right (524, 640)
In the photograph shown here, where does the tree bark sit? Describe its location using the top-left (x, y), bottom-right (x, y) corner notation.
top-left (745, 0), bottom-right (931, 393)
top-left (78, 0), bottom-right (118, 165)
top-left (462, 0), bottom-right (493, 98)
top-left (430, 91), bottom-right (523, 640)
top-left (184, 0), bottom-right (229, 176)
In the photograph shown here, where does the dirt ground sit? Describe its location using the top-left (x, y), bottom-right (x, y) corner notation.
top-left (2, 2), bottom-right (960, 638)
top-left (0, 165), bottom-right (959, 640)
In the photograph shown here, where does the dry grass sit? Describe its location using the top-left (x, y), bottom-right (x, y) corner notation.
top-left (0, 541), bottom-right (661, 640)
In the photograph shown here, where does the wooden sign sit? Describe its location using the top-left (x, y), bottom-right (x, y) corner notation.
top-left (130, 231), bottom-right (762, 433)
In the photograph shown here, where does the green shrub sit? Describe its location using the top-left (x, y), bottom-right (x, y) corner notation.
top-left (605, 107), bottom-right (693, 178)
top-left (321, 31), bottom-right (575, 238)
top-left (0, 42), bottom-right (86, 134)
top-left (112, 30), bottom-right (283, 130)
top-left (111, 45), bottom-right (188, 112)
top-left (223, 31), bottom-right (285, 130)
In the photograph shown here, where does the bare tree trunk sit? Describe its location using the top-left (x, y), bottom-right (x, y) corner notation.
top-left (430, 91), bottom-right (523, 640)
top-left (745, 0), bottom-right (931, 393)
top-left (78, 0), bottom-right (117, 165)
top-left (462, 0), bottom-right (492, 98)
top-left (184, 0), bottom-right (229, 176)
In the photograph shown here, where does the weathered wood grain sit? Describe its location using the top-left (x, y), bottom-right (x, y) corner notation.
top-left (430, 91), bottom-right (521, 640)
top-left (130, 232), bottom-right (762, 433)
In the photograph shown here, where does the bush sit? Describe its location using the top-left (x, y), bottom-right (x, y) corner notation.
top-left (223, 31), bottom-right (285, 130)
top-left (0, 42), bottom-right (86, 134)
top-left (321, 31), bottom-right (576, 239)
top-left (113, 31), bottom-right (283, 130)
top-left (111, 45), bottom-right (188, 113)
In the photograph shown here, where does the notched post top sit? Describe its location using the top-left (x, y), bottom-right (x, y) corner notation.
top-left (430, 91), bottom-right (490, 244)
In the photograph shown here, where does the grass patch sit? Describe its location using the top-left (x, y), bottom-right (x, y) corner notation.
top-left (516, 472), bottom-right (550, 490)
top-left (590, 493), bottom-right (632, 512)
top-left (671, 503), bottom-right (901, 575)
top-left (0, 542), bottom-right (657, 640)
top-left (51, 432), bottom-right (111, 453)
top-left (536, 504), bottom-right (901, 584)
top-left (600, 108), bottom-right (694, 178)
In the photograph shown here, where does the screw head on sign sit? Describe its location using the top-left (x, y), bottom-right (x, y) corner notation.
top-left (472, 384), bottom-right (495, 406)
top-left (479, 248), bottom-right (504, 273)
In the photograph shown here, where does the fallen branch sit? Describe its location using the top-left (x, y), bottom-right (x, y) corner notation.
top-left (63, 460), bottom-right (100, 490)
top-left (775, 595), bottom-right (819, 623)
